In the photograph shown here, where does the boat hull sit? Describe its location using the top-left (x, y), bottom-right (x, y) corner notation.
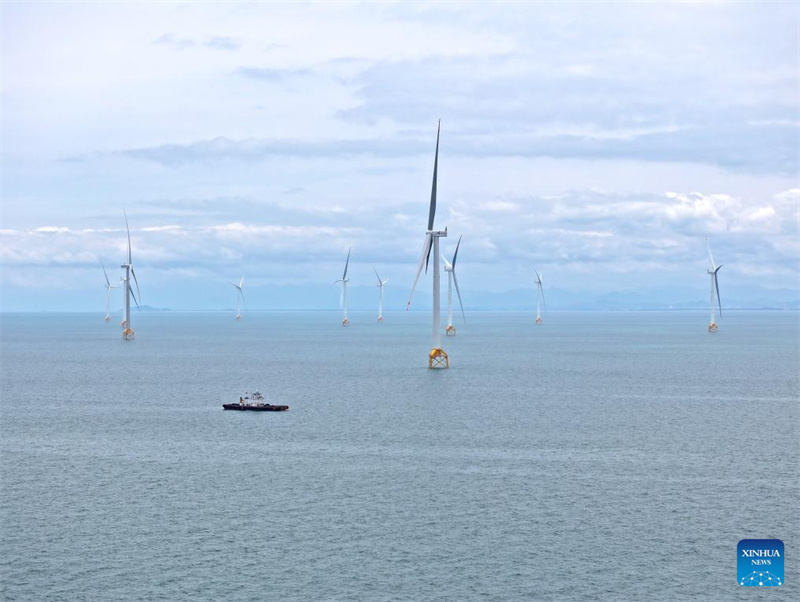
top-left (223, 403), bottom-right (289, 412)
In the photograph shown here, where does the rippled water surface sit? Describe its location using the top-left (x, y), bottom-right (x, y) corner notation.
top-left (1, 311), bottom-right (798, 601)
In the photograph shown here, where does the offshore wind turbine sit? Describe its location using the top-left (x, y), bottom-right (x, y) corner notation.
top-left (442, 235), bottom-right (465, 336)
top-left (335, 247), bottom-right (351, 326)
top-left (407, 120), bottom-right (449, 369)
top-left (534, 267), bottom-right (545, 325)
top-left (229, 276), bottom-right (246, 321)
top-left (373, 267), bottom-right (388, 322)
top-left (101, 259), bottom-right (119, 322)
top-left (120, 211), bottom-right (141, 340)
top-left (705, 236), bottom-right (723, 333)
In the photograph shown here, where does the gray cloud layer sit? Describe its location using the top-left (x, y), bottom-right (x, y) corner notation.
top-left (101, 122), bottom-right (797, 174)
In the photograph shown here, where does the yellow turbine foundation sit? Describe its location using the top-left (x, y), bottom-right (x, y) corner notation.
top-left (342, 317), bottom-right (350, 327)
top-left (445, 325), bottom-right (456, 336)
top-left (378, 316), bottom-right (384, 322)
top-left (123, 328), bottom-right (135, 340)
top-left (535, 317), bottom-right (543, 325)
top-left (429, 348), bottom-right (449, 369)
top-left (708, 322), bottom-right (718, 333)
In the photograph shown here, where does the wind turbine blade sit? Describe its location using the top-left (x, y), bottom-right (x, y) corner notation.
top-left (343, 247), bottom-right (351, 280)
top-left (441, 255), bottom-right (452, 270)
top-left (533, 267), bottom-right (541, 285)
top-left (239, 276), bottom-right (244, 288)
top-left (452, 271), bottom-right (466, 323)
top-left (130, 286), bottom-right (141, 311)
top-left (705, 235), bottom-right (716, 270)
top-left (373, 266), bottom-right (382, 285)
top-left (124, 209), bottom-right (132, 264)
top-left (451, 235), bottom-right (462, 267)
top-left (131, 267), bottom-right (141, 303)
top-left (425, 239), bottom-right (433, 273)
top-left (427, 120), bottom-right (440, 232)
top-left (101, 260), bottom-right (110, 286)
top-left (714, 266), bottom-right (722, 316)
top-left (407, 233), bottom-right (432, 309)
top-left (382, 279), bottom-right (389, 286)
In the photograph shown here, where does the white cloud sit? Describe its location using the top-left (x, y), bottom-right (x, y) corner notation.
top-left (773, 188), bottom-right (800, 201)
top-left (481, 201), bottom-right (520, 213)
top-left (141, 225), bottom-right (185, 233)
top-left (34, 226), bottom-right (70, 233)
top-left (746, 206), bottom-right (776, 221)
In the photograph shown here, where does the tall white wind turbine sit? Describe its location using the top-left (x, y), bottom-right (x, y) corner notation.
top-left (229, 276), bottom-right (246, 321)
top-left (101, 259), bottom-right (119, 322)
top-left (120, 211), bottom-right (141, 340)
top-left (534, 268), bottom-right (545, 325)
top-left (374, 267), bottom-right (389, 322)
top-left (705, 236), bottom-right (722, 333)
top-left (407, 120), bottom-right (449, 369)
top-left (335, 247), bottom-right (351, 326)
top-left (442, 235), bottom-right (465, 336)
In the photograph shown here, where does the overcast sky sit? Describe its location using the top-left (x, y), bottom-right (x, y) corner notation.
top-left (1, 1), bottom-right (798, 311)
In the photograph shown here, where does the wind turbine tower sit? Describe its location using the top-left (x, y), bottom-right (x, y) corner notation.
top-left (534, 268), bottom-right (545, 325)
top-left (705, 236), bottom-right (722, 333)
top-left (120, 211), bottom-right (141, 340)
top-left (101, 260), bottom-right (119, 322)
top-left (336, 247), bottom-right (351, 326)
top-left (229, 277), bottom-right (245, 320)
top-left (374, 267), bottom-right (388, 322)
top-left (407, 121), bottom-right (449, 369)
top-left (442, 235), bottom-right (465, 336)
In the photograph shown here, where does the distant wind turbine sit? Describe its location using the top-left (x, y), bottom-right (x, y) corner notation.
top-left (407, 120), bottom-right (449, 368)
top-left (442, 235), bottom-right (465, 336)
top-left (229, 276), bottom-right (246, 321)
top-left (705, 236), bottom-right (722, 333)
top-left (335, 247), bottom-right (351, 326)
top-left (101, 259), bottom-right (119, 322)
top-left (120, 211), bottom-right (141, 340)
top-left (374, 267), bottom-right (389, 322)
top-left (534, 268), bottom-right (545, 325)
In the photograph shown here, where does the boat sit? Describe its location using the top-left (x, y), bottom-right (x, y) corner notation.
top-left (223, 391), bottom-right (289, 412)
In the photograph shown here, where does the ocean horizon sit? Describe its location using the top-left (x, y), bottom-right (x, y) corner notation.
top-left (3, 308), bottom-right (799, 314)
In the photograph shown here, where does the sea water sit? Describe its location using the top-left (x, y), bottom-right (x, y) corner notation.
top-left (1, 311), bottom-right (797, 601)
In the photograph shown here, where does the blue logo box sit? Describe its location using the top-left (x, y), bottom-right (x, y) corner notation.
top-left (738, 539), bottom-right (784, 586)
